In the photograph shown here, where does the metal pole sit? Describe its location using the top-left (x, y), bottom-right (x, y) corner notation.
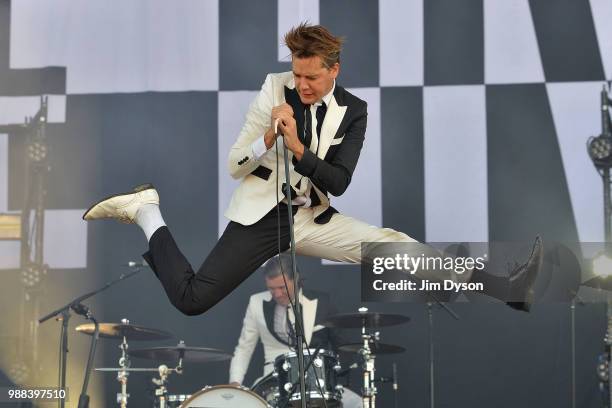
top-left (282, 142), bottom-right (307, 408)
top-left (428, 302), bottom-right (434, 408)
top-left (570, 300), bottom-right (576, 408)
top-left (604, 168), bottom-right (611, 245)
top-left (59, 310), bottom-right (70, 408)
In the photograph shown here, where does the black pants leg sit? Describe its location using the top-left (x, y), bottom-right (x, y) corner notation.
top-left (143, 205), bottom-right (293, 315)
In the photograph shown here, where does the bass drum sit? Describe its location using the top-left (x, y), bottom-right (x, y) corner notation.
top-left (179, 385), bottom-right (270, 407)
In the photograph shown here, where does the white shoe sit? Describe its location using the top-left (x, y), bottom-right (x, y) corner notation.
top-left (82, 183), bottom-right (159, 224)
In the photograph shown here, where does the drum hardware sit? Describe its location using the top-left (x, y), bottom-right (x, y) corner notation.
top-left (323, 307), bottom-right (412, 408)
top-left (252, 372), bottom-right (280, 406)
top-left (94, 362), bottom-right (183, 408)
top-left (151, 364), bottom-right (183, 408)
top-left (275, 348), bottom-right (341, 408)
top-left (78, 318), bottom-right (174, 407)
top-left (117, 320), bottom-right (132, 408)
top-left (334, 362), bottom-right (358, 380)
top-left (338, 342), bottom-right (406, 355)
top-left (39, 266), bottom-right (146, 408)
top-left (92, 324), bottom-right (135, 407)
top-left (128, 340), bottom-right (232, 407)
top-left (164, 394), bottom-right (191, 408)
top-left (359, 311), bottom-right (378, 408)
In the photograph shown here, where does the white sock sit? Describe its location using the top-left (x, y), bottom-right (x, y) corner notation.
top-left (135, 204), bottom-right (166, 242)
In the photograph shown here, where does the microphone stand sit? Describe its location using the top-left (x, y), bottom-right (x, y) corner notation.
top-left (425, 290), bottom-right (459, 408)
top-left (38, 267), bottom-right (144, 408)
top-left (392, 362), bottom-right (398, 408)
top-left (282, 138), bottom-right (308, 408)
top-left (73, 304), bottom-right (99, 408)
top-left (568, 289), bottom-right (586, 408)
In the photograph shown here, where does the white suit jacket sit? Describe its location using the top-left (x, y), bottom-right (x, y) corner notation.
top-left (228, 290), bottom-right (328, 385)
top-left (225, 71), bottom-right (367, 226)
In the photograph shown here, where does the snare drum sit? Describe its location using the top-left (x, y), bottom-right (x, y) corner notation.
top-left (179, 384), bottom-right (269, 407)
top-left (274, 349), bottom-right (343, 407)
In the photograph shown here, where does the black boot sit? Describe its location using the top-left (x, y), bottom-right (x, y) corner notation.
top-left (467, 237), bottom-right (544, 311)
top-left (506, 236), bottom-right (543, 312)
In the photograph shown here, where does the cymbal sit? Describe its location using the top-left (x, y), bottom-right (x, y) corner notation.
top-left (338, 342), bottom-right (406, 355)
top-left (75, 323), bottom-right (173, 341)
top-left (582, 275), bottom-right (612, 291)
top-left (323, 312), bottom-right (410, 329)
top-left (129, 345), bottom-right (231, 363)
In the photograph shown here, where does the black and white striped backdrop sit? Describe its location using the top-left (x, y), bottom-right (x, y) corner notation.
top-left (1, 1), bottom-right (611, 407)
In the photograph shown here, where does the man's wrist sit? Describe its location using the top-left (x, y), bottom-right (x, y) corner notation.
top-left (264, 128), bottom-right (276, 149)
top-left (292, 143), bottom-right (305, 161)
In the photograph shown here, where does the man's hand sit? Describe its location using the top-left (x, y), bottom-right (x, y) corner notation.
top-left (264, 103), bottom-right (294, 149)
top-left (270, 103), bottom-right (294, 131)
top-left (277, 113), bottom-right (304, 161)
top-left (264, 103), bottom-right (305, 161)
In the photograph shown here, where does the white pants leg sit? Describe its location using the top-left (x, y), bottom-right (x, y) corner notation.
top-left (293, 208), bottom-right (470, 283)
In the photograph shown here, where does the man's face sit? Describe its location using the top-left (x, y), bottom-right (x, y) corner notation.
top-left (265, 275), bottom-right (295, 307)
top-left (292, 55), bottom-right (339, 105)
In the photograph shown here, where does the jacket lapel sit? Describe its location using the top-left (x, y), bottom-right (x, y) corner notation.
top-left (263, 299), bottom-right (291, 346)
top-left (300, 294), bottom-right (317, 345)
top-left (317, 93), bottom-right (347, 160)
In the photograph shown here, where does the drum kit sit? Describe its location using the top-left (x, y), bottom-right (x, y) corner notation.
top-left (76, 308), bottom-right (409, 408)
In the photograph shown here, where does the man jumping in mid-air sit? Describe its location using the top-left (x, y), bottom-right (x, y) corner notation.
top-left (83, 23), bottom-right (543, 316)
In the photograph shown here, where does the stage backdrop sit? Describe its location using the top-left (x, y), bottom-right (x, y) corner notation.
top-left (1, 0), bottom-right (611, 407)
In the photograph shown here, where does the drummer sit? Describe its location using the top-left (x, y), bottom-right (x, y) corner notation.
top-left (229, 254), bottom-right (361, 407)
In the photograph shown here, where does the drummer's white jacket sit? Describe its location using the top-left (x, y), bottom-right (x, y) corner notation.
top-left (229, 290), bottom-right (337, 385)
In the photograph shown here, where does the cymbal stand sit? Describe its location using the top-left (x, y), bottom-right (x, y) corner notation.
top-left (117, 321), bottom-right (130, 408)
top-left (152, 364), bottom-right (169, 408)
top-left (152, 359), bottom-right (184, 408)
top-left (359, 307), bottom-right (378, 408)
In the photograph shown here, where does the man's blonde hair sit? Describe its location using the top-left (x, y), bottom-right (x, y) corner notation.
top-left (284, 22), bottom-right (344, 68)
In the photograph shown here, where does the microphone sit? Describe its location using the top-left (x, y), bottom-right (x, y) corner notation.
top-left (124, 260), bottom-right (149, 268)
top-left (392, 362), bottom-right (398, 391)
top-left (71, 302), bottom-right (91, 318)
